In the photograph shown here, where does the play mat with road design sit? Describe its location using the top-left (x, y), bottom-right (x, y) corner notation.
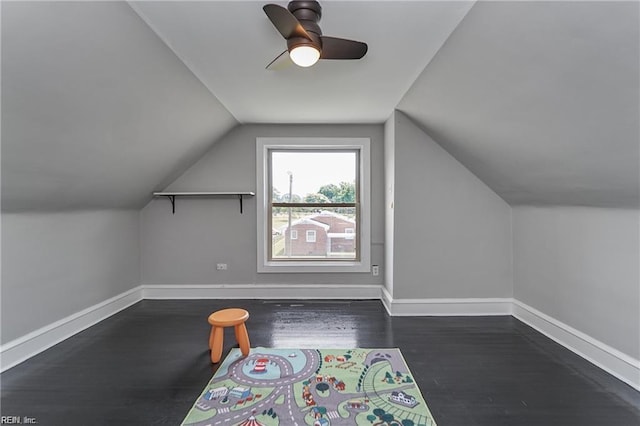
top-left (181, 348), bottom-right (436, 426)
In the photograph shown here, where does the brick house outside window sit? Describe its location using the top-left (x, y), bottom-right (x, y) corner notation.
top-left (283, 211), bottom-right (356, 257)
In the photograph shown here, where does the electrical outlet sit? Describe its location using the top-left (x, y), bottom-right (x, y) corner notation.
top-left (372, 265), bottom-right (379, 276)
top-left (216, 263), bottom-right (228, 271)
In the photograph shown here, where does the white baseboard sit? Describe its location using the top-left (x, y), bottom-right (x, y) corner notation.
top-left (381, 287), bottom-right (393, 315)
top-left (381, 287), bottom-right (512, 316)
top-left (3, 283), bottom-right (638, 393)
top-left (142, 284), bottom-right (382, 300)
top-left (512, 299), bottom-right (640, 391)
top-left (0, 286), bottom-right (143, 372)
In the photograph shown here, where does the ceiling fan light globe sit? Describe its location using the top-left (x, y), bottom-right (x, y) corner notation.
top-left (289, 45), bottom-right (320, 67)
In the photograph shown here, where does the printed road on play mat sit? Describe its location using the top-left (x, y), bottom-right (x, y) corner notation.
top-left (181, 348), bottom-right (437, 426)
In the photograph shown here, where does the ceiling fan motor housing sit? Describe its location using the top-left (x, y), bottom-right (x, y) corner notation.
top-left (287, 0), bottom-right (322, 50)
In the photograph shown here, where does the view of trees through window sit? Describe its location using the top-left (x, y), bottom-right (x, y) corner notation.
top-left (269, 150), bottom-right (358, 260)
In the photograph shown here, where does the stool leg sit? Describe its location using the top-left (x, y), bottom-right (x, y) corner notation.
top-left (235, 323), bottom-right (250, 357)
top-left (211, 326), bottom-right (224, 363)
top-left (208, 326), bottom-right (215, 350)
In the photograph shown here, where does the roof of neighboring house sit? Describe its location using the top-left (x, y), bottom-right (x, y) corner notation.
top-left (312, 211), bottom-right (356, 224)
top-left (281, 218), bottom-right (330, 233)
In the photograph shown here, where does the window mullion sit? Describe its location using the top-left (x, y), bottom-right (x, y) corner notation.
top-left (272, 202), bottom-right (356, 208)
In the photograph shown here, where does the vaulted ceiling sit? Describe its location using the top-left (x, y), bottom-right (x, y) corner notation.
top-left (2, 1), bottom-right (638, 211)
top-left (398, 1), bottom-right (639, 208)
top-left (129, 0), bottom-right (473, 123)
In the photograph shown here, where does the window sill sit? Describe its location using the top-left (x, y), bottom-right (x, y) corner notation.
top-left (258, 261), bottom-right (370, 273)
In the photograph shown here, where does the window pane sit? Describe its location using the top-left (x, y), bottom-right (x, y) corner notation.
top-left (306, 230), bottom-right (316, 242)
top-left (271, 151), bottom-right (357, 203)
top-left (271, 207), bottom-right (357, 260)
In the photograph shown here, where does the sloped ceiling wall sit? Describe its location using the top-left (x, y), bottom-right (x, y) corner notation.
top-left (399, 1), bottom-right (639, 208)
top-left (2, 1), bottom-right (638, 211)
top-left (1, 1), bottom-right (237, 212)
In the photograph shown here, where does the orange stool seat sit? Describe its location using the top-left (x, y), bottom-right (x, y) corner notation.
top-left (207, 308), bottom-right (250, 363)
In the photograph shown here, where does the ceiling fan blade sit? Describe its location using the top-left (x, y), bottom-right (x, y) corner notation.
top-left (266, 50), bottom-right (294, 70)
top-left (320, 36), bottom-right (368, 60)
top-left (263, 4), bottom-right (311, 40)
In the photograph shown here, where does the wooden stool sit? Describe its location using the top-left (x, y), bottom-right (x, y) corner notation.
top-left (207, 308), bottom-right (250, 363)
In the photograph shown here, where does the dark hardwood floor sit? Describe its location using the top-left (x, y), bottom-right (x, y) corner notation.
top-left (1, 299), bottom-right (639, 425)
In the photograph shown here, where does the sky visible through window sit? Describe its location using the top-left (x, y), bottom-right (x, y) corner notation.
top-left (271, 151), bottom-right (356, 199)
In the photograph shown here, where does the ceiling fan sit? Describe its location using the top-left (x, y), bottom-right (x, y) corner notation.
top-left (263, 0), bottom-right (368, 69)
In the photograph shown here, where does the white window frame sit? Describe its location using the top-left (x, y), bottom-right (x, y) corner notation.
top-left (290, 229), bottom-right (298, 240)
top-left (257, 137), bottom-right (371, 273)
top-left (306, 230), bottom-right (316, 243)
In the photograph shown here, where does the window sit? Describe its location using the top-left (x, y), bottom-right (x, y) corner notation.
top-left (306, 230), bottom-right (316, 243)
top-left (344, 228), bottom-right (355, 240)
top-left (257, 138), bottom-right (371, 273)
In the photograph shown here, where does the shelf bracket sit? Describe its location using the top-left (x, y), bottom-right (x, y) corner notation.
top-left (165, 195), bottom-right (176, 215)
top-left (239, 194), bottom-right (244, 214)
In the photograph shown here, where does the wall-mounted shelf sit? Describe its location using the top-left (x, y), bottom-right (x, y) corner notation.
top-left (152, 191), bottom-right (255, 214)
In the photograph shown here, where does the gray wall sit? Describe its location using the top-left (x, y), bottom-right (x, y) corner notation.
top-left (1, 210), bottom-right (140, 343)
top-left (513, 206), bottom-right (640, 358)
top-left (141, 124), bottom-right (385, 286)
top-left (389, 111), bottom-right (512, 299)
